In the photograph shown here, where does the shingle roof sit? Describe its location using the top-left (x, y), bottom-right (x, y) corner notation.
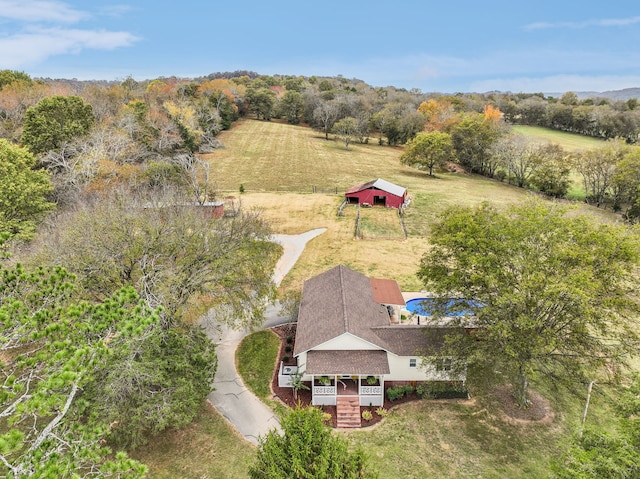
top-left (293, 265), bottom-right (391, 356)
top-left (345, 178), bottom-right (406, 198)
top-left (306, 350), bottom-right (390, 375)
top-left (293, 265), bottom-right (457, 363)
top-left (371, 326), bottom-right (453, 356)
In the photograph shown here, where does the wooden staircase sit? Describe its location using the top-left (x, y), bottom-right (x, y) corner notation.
top-left (336, 396), bottom-right (361, 428)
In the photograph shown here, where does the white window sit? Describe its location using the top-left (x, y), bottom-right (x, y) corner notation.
top-left (409, 358), bottom-right (417, 368)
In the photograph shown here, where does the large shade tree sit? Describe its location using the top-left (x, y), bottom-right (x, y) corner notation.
top-left (418, 199), bottom-right (640, 407)
top-left (401, 130), bottom-right (454, 176)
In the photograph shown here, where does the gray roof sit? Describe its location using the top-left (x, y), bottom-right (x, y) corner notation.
top-left (371, 326), bottom-right (453, 356)
top-left (293, 266), bottom-right (455, 365)
top-left (306, 350), bottom-right (390, 375)
top-left (345, 178), bottom-right (406, 198)
top-left (293, 265), bottom-right (391, 357)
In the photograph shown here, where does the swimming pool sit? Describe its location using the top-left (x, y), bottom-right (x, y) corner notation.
top-left (405, 297), bottom-right (478, 317)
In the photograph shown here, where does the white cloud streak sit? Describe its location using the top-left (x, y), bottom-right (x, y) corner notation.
top-left (0, 28), bottom-right (140, 69)
top-left (0, 0), bottom-right (89, 23)
top-left (524, 16), bottom-right (640, 31)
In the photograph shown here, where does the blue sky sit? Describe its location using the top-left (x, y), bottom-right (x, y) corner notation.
top-left (1, 0), bottom-right (639, 94)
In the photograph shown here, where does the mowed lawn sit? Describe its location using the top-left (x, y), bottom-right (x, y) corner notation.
top-left (207, 119), bottom-right (617, 292)
top-left (512, 125), bottom-right (605, 152)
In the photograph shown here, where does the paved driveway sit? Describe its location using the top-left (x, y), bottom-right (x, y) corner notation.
top-left (205, 228), bottom-right (326, 445)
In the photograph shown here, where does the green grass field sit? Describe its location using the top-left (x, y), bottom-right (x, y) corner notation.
top-left (207, 119), bottom-right (617, 292)
top-left (512, 125), bottom-right (605, 152)
top-left (134, 119), bottom-right (624, 479)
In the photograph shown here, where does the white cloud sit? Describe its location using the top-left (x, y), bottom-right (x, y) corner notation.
top-left (0, 28), bottom-right (140, 69)
top-left (0, 0), bottom-right (89, 24)
top-left (524, 16), bottom-right (640, 31)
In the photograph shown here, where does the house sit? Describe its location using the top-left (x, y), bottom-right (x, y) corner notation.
top-left (345, 178), bottom-right (407, 208)
top-left (287, 265), bottom-right (464, 413)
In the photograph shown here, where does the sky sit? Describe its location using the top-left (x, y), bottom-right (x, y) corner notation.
top-left (1, 0), bottom-right (640, 94)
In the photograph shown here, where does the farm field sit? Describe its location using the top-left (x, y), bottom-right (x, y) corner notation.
top-left (135, 119), bottom-right (625, 479)
top-left (207, 119), bottom-right (618, 292)
top-left (512, 125), bottom-right (605, 151)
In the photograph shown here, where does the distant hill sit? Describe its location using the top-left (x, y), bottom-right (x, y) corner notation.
top-left (546, 87), bottom-right (640, 101)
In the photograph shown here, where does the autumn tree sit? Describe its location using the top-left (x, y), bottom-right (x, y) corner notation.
top-left (249, 406), bottom-right (378, 479)
top-left (417, 98), bottom-right (456, 131)
top-left (418, 199), bottom-right (639, 408)
top-left (483, 104), bottom-right (502, 122)
top-left (21, 95), bottom-right (95, 154)
top-left (401, 130), bottom-right (454, 176)
top-left (0, 139), bottom-right (54, 240)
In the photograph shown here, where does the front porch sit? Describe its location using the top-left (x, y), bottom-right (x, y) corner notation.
top-left (311, 375), bottom-right (384, 407)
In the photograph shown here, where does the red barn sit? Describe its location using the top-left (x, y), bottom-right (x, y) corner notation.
top-left (345, 178), bottom-right (407, 209)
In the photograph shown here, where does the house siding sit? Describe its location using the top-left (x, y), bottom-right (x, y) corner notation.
top-left (387, 354), bottom-right (463, 382)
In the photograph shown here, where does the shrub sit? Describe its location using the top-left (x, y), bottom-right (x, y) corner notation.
top-left (416, 381), bottom-right (467, 399)
top-left (366, 376), bottom-right (377, 385)
top-left (375, 407), bottom-right (389, 417)
top-left (282, 355), bottom-right (289, 362)
top-left (285, 345), bottom-right (292, 353)
top-left (318, 376), bottom-right (331, 386)
top-left (386, 385), bottom-right (415, 401)
top-left (286, 336), bottom-right (293, 344)
top-left (361, 409), bottom-right (373, 421)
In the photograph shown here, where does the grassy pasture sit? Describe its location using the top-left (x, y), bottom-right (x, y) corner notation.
top-left (512, 125), bottom-right (605, 151)
top-left (208, 119), bottom-right (618, 292)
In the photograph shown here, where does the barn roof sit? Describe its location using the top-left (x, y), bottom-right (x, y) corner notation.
top-left (345, 178), bottom-right (406, 198)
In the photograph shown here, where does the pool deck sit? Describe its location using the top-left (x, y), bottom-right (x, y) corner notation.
top-left (402, 291), bottom-right (431, 302)
top-left (398, 292), bottom-right (430, 325)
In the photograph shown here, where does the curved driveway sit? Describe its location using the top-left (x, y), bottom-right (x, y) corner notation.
top-left (205, 228), bottom-right (326, 445)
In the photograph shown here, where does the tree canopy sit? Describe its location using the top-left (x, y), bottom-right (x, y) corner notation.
top-left (418, 199), bottom-right (640, 407)
top-left (401, 130), bottom-right (454, 176)
top-left (0, 139), bottom-right (54, 240)
top-left (249, 406), bottom-right (378, 479)
top-left (0, 263), bottom-right (153, 478)
top-left (21, 95), bottom-right (94, 154)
